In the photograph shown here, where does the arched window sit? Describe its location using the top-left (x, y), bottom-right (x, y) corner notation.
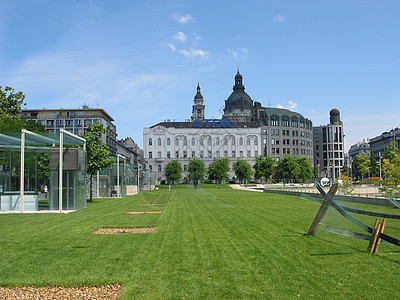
top-left (239, 137), bottom-right (243, 145)
top-left (254, 137), bottom-right (258, 145)
top-left (232, 137), bottom-right (236, 146)
top-left (191, 138), bottom-right (195, 146)
top-left (183, 136), bottom-right (187, 146)
top-left (208, 137), bottom-right (212, 146)
top-left (158, 138), bottom-right (161, 146)
top-left (216, 137), bottom-right (220, 146)
top-left (175, 137), bottom-right (179, 146)
top-left (148, 138), bottom-right (152, 146)
top-left (271, 115), bottom-right (279, 126)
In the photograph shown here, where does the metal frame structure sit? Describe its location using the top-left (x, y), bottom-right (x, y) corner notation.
top-left (15, 129), bottom-right (86, 213)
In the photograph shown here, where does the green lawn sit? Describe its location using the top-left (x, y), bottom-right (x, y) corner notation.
top-left (1, 185), bottom-right (400, 299)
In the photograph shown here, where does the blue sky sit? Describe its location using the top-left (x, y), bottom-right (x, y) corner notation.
top-left (1, 1), bottom-right (399, 151)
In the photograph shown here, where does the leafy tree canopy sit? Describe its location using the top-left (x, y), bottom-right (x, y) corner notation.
top-left (352, 152), bottom-right (370, 180)
top-left (380, 143), bottom-right (400, 198)
top-left (164, 160), bottom-right (182, 184)
top-left (81, 122), bottom-right (114, 176)
top-left (275, 155), bottom-right (301, 183)
top-left (188, 158), bottom-right (206, 181)
top-left (0, 86), bottom-right (26, 117)
top-left (233, 160), bottom-right (253, 183)
top-left (253, 155), bottom-right (275, 182)
top-left (207, 158), bottom-right (230, 183)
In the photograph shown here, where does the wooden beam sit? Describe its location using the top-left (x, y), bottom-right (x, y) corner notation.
top-left (306, 183), bottom-right (338, 235)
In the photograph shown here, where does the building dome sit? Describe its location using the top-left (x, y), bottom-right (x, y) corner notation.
top-left (329, 108), bottom-right (341, 125)
top-left (330, 108), bottom-right (340, 116)
top-left (224, 70), bottom-right (253, 110)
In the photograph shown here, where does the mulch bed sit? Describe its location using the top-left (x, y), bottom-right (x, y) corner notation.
top-left (0, 284), bottom-right (122, 299)
top-left (92, 227), bottom-right (156, 234)
top-left (125, 211), bottom-right (163, 214)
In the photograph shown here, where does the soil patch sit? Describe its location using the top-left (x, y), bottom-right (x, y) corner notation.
top-left (0, 284), bottom-right (122, 299)
top-left (93, 227), bottom-right (156, 234)
top-left (126, 211), bottom-right (163, 214)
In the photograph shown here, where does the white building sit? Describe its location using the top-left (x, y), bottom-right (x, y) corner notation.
top-left (144, 70), bottom-right (314, 183)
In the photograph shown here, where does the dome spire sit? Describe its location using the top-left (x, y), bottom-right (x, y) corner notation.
top-left (234, 68), bottom-right (244, 91)
top-left (195, 82), bottom-right (203, 100)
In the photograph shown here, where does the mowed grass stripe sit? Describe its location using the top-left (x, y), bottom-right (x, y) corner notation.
top-left (1, 185), bottom-right (400, 299)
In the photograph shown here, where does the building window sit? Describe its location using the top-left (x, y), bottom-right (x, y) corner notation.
top-left (183, 151), bottom-right (187, 158)
top-left (84, 119), bottom-right (92, 127)
top-left (232, 137), bottom-right (235, 146)
top-left (200, 139), bottom-right (204, 146)
top-left (247, 150), bottom-right (251, 157)
top-left (232, 151), bottom-right (236, 158)
top-left (175, 151), bottom-right (179, 158)
top-left (192, 151), bottom-right (195, 158)
top-left (192, 138), bottom-right (195, 146)
top-left (239, 138), bottom-right (243, 145)
top-left (224, 151), bottom-right (228, 158)
top-left (158, 151), bottom-right (161, 158)
top-left (149, 138), bottom-right (152, 146)
top-left (247, 138), bottom-right (250, 145)
top-left (158, 138), bottom-right (161, 146)
top-left (216, 137), bottom-right (220, 146)
top-left (183, 136), bottom-right (187, 146)
top-left (158, 165), bottom-right (162, 172)
top-left (216, 151), bottom-right (220, 158)
top-left (175, 137), bottom-right (179, 146)
top-left (255, 151), bottom-right (258, 157)
top-left (149, 165), bottom-right (152, 171)
top-left (167, 138), bottom-right (170, 146)
top-left (224, 138), bottom-right (228, 145)
top-left (149, 152), bottom-right (152, 158)
top-left (56, 120), bottom-right (63, 127)
top-left (65, 120), bottom-right (73, 127)
top-left (167, 151), bottom-right (170, 158)
top-left (240, 151), bottom-right (243, 157)
top-left (200, 151), bottom-right (204, 158)
top-left (254, 138), bottom-right (258, 145)
top-left (208, 151), bottom-right (212, 158)
top-left (184, 165), bottom-right (187, 172)
top-left (74, 119), bottom-right (82, 127)
top-left (208, 138), bottom-right (212, 146)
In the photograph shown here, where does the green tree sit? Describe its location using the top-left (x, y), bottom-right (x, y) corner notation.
top-left (336, 170), bottom-right (355, 195)
top-left (207, 158), bottom-right (230, 183)
top-left (275, 155), bottom-right (301, 183)
top-left (81, 122), bottom-right (114, 201)
top-left (188, 159), bottom-right (206, 182)
top-left (380, 143), bottom-right (400, 197)
top-left (0, 86), bottom-right (26, 117)
top-left (296, 157), bottom-right (314, 182)
top-left (0, 86), bottom-right (45, 134)
top-left (352, 152), bottom-right (370, 181)
top-left (253, 155), bottom-right (275, 182)
top-left (369, 152), bottom-right (380, 177)
top-left (384, 141), bottom-right (400, 162)
top-left (233, 160), bottom-right (253, 183)
top-left (164, 160), bottom-right (182, 184)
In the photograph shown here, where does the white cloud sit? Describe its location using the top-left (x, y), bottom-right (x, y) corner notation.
top-left (173, 31), bottom-right (187, 42)
top-left (168, 43), bottom-right (176, 51)
top-left (276, 100), bottom-right (298, 110)
top-left (272, 14), bottom-right (286, 23)
top-left (179, 49), bottom-right (209, 59)
top-left (173, 14), bottom-right (194, 24)
top-left (193, 32), bottom-right (201, 40)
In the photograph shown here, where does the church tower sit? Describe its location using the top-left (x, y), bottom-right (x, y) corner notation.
top-left (191, 83), bottom-right (205, 120)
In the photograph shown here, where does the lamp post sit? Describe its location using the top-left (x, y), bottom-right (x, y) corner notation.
top-left (379, 151), bottom-right (382, 187)
top-left (137, 164), bottom-right (142, 193)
